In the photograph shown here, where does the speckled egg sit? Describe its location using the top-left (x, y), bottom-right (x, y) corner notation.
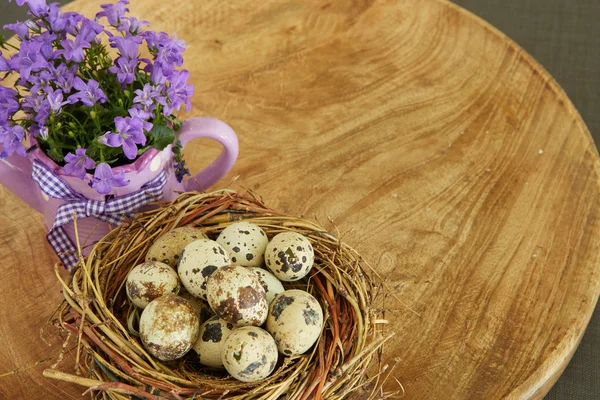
top-left (192, 316), bottom-right (234, 368)
top-left (146, 227), bottom-right (208, 267)
top-left (126, 261), bottom-right (181, 309)
top-left (139, 294), bottom-right (200, 361)
top-left (216, 222), bottom-right (269, 267)
top-left (179, 291), bottom-right (214, 323)
top-left (222, 326), bottom-right (278, 382)
top-left (178, 239), bottom-right (231, 300)
top-left (265, 232), bottom-right (314, 282)
top-left (206, 265), bottom-right (268, 326)
top-left (249, 267), bottom-right (285, 305)
top-left (266, 290), bottom-right (324, 356)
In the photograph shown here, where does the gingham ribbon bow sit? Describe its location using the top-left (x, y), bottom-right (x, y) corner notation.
top-left (31, 160), bottom-right (167, 269)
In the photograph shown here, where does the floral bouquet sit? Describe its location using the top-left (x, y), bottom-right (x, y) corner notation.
top-left (0, 0), bottom-right (193, 194)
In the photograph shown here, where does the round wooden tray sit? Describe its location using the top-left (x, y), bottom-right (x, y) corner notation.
top-left (1, 0), bottom-right (599, 399)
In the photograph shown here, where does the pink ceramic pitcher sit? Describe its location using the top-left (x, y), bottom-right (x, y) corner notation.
top-left (0, 116), bottom-right (238, 253)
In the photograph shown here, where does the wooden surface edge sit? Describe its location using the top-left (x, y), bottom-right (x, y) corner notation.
top-left (441, 0), bottom-right (600, 396)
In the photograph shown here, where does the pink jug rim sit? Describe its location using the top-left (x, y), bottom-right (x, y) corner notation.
top-left (29, 136), bottom-right (163, 179)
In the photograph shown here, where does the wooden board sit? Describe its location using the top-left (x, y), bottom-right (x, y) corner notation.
top-left (1, 0), bottom-right (599, 398)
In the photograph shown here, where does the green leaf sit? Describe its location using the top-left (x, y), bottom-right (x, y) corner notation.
top-left (47, 147), bottom-right (64, 163)
top-left (148, 123), bottom-right (175, 151)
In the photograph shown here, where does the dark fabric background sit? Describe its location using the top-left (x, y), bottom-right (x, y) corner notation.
top-left (1, 0), bottom-right (598, 398)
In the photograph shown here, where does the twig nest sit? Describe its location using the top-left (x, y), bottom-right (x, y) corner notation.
top-left (145, 227), bottom-right (208, 267)
top-left (216, 221), bottom-right (269, 267)
top-left (206, 265), bottom-right (268, 326)
top-left (265, 232), bottom-right (314, 281)
top-left (192, 316), bottom-right (234, 368)
top-left (177, 239), bottom-right (230, 300)
top-left (266, 290), bottom-right (324, 356)
top-left (249, 267), bottom-right (285, 305)
top-left (139, 294), bottom-right (200, 361)
top-left (222, 326), bottom-right (278, 382)
top-left (126, 261), bottom-right (181, 309)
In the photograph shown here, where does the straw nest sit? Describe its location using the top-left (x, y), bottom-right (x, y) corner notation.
top-left (44, 190), bottom-right (399, 399)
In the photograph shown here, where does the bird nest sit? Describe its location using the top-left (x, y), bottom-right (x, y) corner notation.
top-left (44, 190), bottom-right (399, 399)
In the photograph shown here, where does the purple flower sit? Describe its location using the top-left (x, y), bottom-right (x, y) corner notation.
top-left (128, 107), bottom-right (153, 131)
top-left (51, 64), bottom-right (77, 92)
top-left (10, 40), bottom-right (48, 80)
top-left (46, 88), bottom-right (69, 114)
top-left (47, 3), bottom-right (67, 31)
top-left (91, 163), bottom-right (129, 194)
top-left (68, 78), bottom-right (107, 107)
top-left (0, 52), bottom-right (10, 72)
top-left (159, 69), bottom-right (193, 115)
top-left (78, 18), bottom-right (104, 42)
top-left (29, 69), bottom-right (53, 93)
top-left (131, 103), bottom-right (156, 120)
top-left (174, 161), bottom-right (190, 182)
top-left (108, 57), bottom-right (137, 84)
top-left (3, 21), bottom-right (29, 40)
top-left (142, 31), bottom-right (171, 51)
top-left (0, 87), bottom-right (19, 123)
top-left (0, 125), bottom-right (26, 159)
top-left (56, 37), bottom-right (90, 62)
top-left (148, 64), bottom-right (166, 85)
top-left (102, 116), bottom-right (147, 159)
top-left (24, 0), bottom-right (49, 17)
top-left (96, 0), bottom-right (129, 27)
top-left (22, 93), bottom-right (50, 125)
top-left (29, 123), bottom-right (48, 139)
top-left (133, 84), bottom-right (157, 107)
top-left (118, 17), bottom-right (147, 37)
top-left (111, 36), bottom-right (139, 60)
top-left (63, 148), bottom-right (95, 179)
top-left (155, 34), bottom-right (185, 67)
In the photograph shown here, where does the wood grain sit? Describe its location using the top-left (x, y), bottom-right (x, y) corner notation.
top-left (1, 0), bottom-right (599, 399)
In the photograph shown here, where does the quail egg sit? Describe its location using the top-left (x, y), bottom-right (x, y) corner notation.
top-left (266, 290), bottom-right (323, 356)
top-left (179, 291), bottom-right (214, 323)
top-left (126, 261), bottom-right (181, 309)
top-left (192, 316), bottom-right (234, 368)
top-left (222, 326), bottom-right (278, 382)
top-left (206, 265), bottom-right (268, 326)
top-left (139, 294), bottom-right (200, 361)
top-left (146, 227), bottom-right (208, 267)
top-left (178, 239), bottom-right (231, 300)
top-left (265, 232), bottom-right (314, 282)
top-left (249, 267), bottom-right (285, 305)
top-left (216, 221), bottom-right (269, 267)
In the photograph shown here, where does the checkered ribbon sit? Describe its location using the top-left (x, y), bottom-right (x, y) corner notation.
top-left (31, 160), bottom-right (167, 269)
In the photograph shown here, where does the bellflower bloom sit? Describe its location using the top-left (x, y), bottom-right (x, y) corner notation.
top-left (131, 103), bottom-right (156, 120)
top-left (108, 57), bottom-right (137, 84)
top-left (10, 40), bottom-right (48, 80)
top-left (91, 163), bottom-right (129, 194)
top-left (56, 36), bottom-right (90, 62)
top-left (128, 107), bottom-right (153, 131)
top-left (46, 88), bottom-right (69, 114)
top-left (24, 0), bottom-right (49, 17)
top-left (0, 87), bottom-right (19, 124)
top-left (155, 34), bottom-right (185, 67)
top-left (118, 16), bottom-right (147, 37)
top-left (102, 116), bottom-right (147, 159)
top-left (68, 77), bottom-right (107, 106)
top-left (63, 148), bottom-right (96, 179)
top-left (159, 69), bottom-right (193, 115)
top-left (96, 0), bottom-right (129, 27)
top-left (3, 21), bottom-right (30, 40)
top-left (22, 93), bottom-right (50, 125)
top-left (47, 3), bottom-right (67, 31)
top-left (29, 70), bottom-right (53, 93)
top-left (0, 125), bottom-right (26, 158)
top-left (133, 84), bottom-right (157, 107)
top-left (51, 64), bottom-right (77, 92)
top-left (0, 52), bottom-right (10, 72)
top-left (112, 36), bottom-right (139, 59)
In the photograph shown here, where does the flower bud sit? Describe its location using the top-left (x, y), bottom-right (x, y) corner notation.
top-left (124, 90), bottom-right (130, 97)
top-left (90, 111), bottom-right (97, 119)
top-left (118, 99), bottom-right (123, 106)
top-left (68, 131), bottom-right (76, 138)
top-left (69, 122), bottom-right (77, 129)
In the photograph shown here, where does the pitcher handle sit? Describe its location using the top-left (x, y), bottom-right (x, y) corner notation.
top-left (178, 117), bottom-right (239, 191)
